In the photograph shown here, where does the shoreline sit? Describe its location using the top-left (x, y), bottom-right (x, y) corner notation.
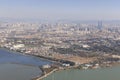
top-left (0, 48), bottom-right (75, 80)
top-left (34, 62), bottom-right (120, 80)
top-left (0, 48), bottom-right (57, 63)
top-left (32, 63), bottom-right (120, 80)
top-left (34, 69), bottom-right (58, 80)
top-left (1, 48), bottom-right (120, 80)
top-left (33, 65), bottom-right (76, 80)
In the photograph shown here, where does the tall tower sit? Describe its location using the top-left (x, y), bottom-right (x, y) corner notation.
top-left (97, 21), bottom-right (102, 30)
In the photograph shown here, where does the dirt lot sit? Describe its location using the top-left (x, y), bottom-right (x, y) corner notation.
top-left (52, 53), bottom-right (97, 64)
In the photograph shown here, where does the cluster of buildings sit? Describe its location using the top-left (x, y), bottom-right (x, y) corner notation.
top-left (0, 21), bottom-right (120, 66)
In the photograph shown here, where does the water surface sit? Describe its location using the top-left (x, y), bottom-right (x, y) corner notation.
top-left (43, 66), bottom-right (120, 80)
top-left (0, 63), bottom-right (41, 80)
top-left (0, 48), bottom-right (51, 66)
top-left (0, 48), bottom-right (51, 80)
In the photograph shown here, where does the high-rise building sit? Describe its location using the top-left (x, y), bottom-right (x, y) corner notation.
top-left (97, 21), bottom-right (102, 30)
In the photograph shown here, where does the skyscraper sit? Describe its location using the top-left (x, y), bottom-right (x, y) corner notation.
top-left (97, 21), bottom-right (102, 30)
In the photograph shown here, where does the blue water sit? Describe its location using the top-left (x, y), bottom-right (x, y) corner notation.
top-left (0, 48), bottom-right (51, 66)
top-left (0, 48), bottom-right (51, 80)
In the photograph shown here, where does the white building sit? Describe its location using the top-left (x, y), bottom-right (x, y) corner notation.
top-left (42, 64), bottom-right (51, 68)
top-left (13, 44), bottom-right (25, 49)
top-left (62, 63), bottom-right (70, 67)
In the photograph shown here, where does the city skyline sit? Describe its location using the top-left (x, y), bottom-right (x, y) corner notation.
top-left (0, 0), bottom-right (120, 20)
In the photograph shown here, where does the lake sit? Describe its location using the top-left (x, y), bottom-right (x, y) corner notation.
top-left (1, 48), bottom-right (120, 80)
top-left (0, 48), bottom-right (51, 80)
top-left (43, 66), bottom-right (120, 80)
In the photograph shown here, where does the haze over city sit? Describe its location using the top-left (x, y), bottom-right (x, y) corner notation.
top-left (0, 0), bottom-right (120, 20)
top-left (1, 0), bottom-right (120, 80)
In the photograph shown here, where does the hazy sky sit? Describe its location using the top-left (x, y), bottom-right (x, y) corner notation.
top-left (0, 0), bottom-right (120, 20)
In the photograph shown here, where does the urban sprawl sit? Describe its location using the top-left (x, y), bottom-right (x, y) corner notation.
top-left (0, 21), bottom-right (120, 70)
